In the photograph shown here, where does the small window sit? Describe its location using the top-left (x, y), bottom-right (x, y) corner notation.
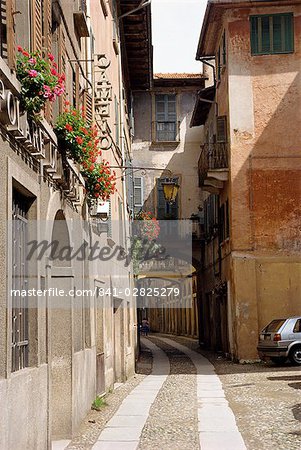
top-left (250, 13), bottom-right (294, 55)
top-left (155, 94), bottom-right (177, 142)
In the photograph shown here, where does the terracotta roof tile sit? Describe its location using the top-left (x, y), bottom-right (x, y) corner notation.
top-left (154, 73), bottom-right (205, 79)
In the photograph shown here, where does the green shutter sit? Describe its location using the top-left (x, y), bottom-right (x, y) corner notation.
top-left (250, 17), bottom-right (258, 55)
top-left (284, 14), bottom-right (294, 52)
top-left (261, 16), bottom-right (271, 53)
top-left (273, 15), bottom-right (282, 53)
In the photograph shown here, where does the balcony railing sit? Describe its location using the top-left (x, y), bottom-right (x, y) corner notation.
top-left (198, 142), bottom-right (228, 185)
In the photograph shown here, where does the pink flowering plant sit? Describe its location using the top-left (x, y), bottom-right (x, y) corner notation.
top-left (134, 211), bottom-right (160, 240)
top-left (16, 46), bottom-right (65, 116)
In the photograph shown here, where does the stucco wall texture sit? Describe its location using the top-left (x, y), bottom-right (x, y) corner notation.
top-left (225, 5), bottom-right (301, 359)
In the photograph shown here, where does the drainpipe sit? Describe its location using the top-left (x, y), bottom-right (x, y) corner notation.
top-left (199, 56), bottom-right (216, 88)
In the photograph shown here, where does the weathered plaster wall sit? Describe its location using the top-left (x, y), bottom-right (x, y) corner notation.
top-left (225, 4), bottom-right (301, 360)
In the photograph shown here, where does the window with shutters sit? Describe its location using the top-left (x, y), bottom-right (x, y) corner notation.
top-left (216, 116), bottom-right (227, 143)
top-left (250, 13), bottom-right (294, 55)
top-left (155, 94), bottom-right (178, 142)
top-left (134, 177), bottom-right (143, 212)
top-left (157, 178), bottom-right (179, 220)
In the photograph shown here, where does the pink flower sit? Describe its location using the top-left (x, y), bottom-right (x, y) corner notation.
top-left (28, 58), bottom-right (36, 64)
top-left (51, 68), bottom-right (57, 76)
top-left (28, 69), bottom-right (38, 78)
top-left (48, 53), bottom-right (55, 61)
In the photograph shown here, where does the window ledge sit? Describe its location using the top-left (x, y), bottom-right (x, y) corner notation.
top-left (151, 141), bottom-right (180, 146)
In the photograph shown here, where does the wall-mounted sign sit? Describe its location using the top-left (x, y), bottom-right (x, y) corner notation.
top-left (94, 54), bottom-right (113, 151)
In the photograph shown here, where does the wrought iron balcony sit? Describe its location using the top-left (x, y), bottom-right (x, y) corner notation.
top-left (198, 142), bottom-right (229, 191)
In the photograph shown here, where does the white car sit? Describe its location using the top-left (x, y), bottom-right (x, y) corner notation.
top-left (257, 316), bottom-right (301, 365)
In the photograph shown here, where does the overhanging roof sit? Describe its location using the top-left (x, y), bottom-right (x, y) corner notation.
top-left (190, 86), bottom-right (216, 127)
top-left (154, 73), bottom-right (206, 88)
top-left (196, 0), bottom-right (300, 58)
top-left (120, 0), bottom-right (153, 90)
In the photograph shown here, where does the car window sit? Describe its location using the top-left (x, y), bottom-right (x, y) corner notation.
top-left (293, 319), bottom-right (301, 333)
top-left (264, 319), bottom-right (286, 333)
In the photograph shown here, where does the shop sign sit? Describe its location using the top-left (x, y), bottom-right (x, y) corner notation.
top-left (94, 54), bottom-right (113, 151)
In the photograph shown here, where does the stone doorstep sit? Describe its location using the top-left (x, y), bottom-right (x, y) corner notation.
top-left (106, 415), bottom-right (148, 428)
top-left (51, 440), bottom-right (71, 450)
top-left (199, 431), bottom-right (246, 450)
top-left (198, 411), bottom-right (237, 432)
top-left (197, 390), bottom-right (225, 398)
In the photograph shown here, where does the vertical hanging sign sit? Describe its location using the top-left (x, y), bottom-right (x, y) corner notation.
top-left (94, 54), bottom-right (113, 151)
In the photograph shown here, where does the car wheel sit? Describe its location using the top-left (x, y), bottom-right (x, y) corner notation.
top-left (270, 357), bottom-right (287, 365)
top-left (289, 346), bottom-right (301, 365)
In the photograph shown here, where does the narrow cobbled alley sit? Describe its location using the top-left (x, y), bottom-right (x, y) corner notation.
top-left (66, 335), bottom-right (247, 450)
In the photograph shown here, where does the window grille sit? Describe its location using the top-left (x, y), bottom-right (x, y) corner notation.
top-left (11, 191), bottom-right (30, 372)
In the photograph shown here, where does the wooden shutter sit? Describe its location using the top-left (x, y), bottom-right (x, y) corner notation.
top-left (250, 16), bottom-right (258, 55)
top-left (216, 116), bottom-right (227, 143)
top-left (58, 27), bottom-right (66, 112)
top-left (44, 0), bottom-right (53, 122)
top-left (284, 14), bottom-right (294, 52)
top-left (43, 0), bottom-right (52, 52)
top-left (31, 0), bottom-right (43, 53)
top-left (6, 0), bottom-right (16, 68)
top-left (134, 177), bottom-right (143, 210)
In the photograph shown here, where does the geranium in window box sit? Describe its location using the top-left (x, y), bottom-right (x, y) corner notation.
top-left (54, 105), bottom-right (99, 163)
top-left (16, 46), bottom-right (65, 117)
top-left (81, 160), bottom-right (117, 201)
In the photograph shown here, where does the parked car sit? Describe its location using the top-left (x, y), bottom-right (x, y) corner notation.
top-left (257, 316), bottom-right (301, 365)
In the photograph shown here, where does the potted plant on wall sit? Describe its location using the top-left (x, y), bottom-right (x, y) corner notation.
top-left (16, 46), bottom-right (65, 117)
top-left (54, 104), bottom-right (117, 203)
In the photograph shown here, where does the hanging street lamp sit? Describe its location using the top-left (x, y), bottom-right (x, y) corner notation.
top-left (161, 178), bottom-right (180, 205)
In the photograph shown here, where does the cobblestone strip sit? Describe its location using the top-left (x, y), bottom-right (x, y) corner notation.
top-left (138, 337), bottom-right (199, 450)
top-left (157, 337), bottom-right (246, 450)
top-left (93, 338), bottom-right (170, 450)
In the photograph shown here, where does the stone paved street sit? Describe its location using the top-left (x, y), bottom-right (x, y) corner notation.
top-left (65, 334), bottom-right (301, 450)
top-left (67, 335), bottom-right (248, 450)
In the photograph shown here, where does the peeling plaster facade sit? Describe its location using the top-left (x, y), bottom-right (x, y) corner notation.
top-left (196, 0), bottom-right (301, 361)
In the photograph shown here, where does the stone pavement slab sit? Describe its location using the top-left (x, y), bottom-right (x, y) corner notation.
top-left (93, 441), bottom-right (138, 450)
top-left (92, 338), bottom-right (170, 450)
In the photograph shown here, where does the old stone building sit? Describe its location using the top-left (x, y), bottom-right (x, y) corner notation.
top-left (132, 73), bottom-right (206, 339)
top-left (0, 0), bottom-right (151, 447)
top-left (191, 0), bottom-right (301, 360)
